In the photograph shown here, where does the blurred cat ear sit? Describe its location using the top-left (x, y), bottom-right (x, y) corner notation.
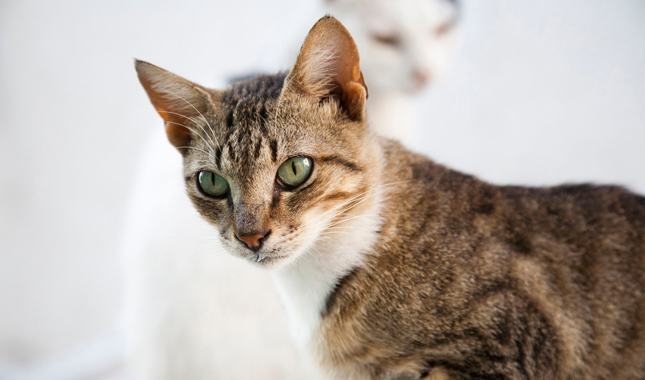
top-left (135, 60), bottom-right (217, 152)
top-left (285, 15), bottom-right (368, 121)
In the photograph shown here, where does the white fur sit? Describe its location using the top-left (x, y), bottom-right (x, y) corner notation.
top-left (122, 132), bottom-right (319, 379)
top-left (263, 0), bottom-right (460, 146)
top-left (271, 191), bottom-right (384, 350)
top-left (326, 0), bottom-right (460, 145)
top-left (124, 2), bottom-right (456, 378)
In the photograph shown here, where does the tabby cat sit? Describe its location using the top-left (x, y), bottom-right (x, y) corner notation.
top-left (135, 16), bottom-right (645, 380)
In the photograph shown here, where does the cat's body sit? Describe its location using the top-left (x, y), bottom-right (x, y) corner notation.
top-left (125, 4), bottom-right (459, 377)
top-left (319, 139), bottom-right (645, 379)
top-left (134, 16), bottom-right (645, 379)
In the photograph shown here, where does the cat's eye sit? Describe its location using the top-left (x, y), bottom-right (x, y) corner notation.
top-left (277, 156), bottom-right (312, 188)
top-left (198, 171), bottom-right (230, 197)
top-left (372, 33), bottom-right (401, 48)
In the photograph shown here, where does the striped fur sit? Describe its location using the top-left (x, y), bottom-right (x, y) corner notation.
top-left (135, 16), bottom-right (645, 380)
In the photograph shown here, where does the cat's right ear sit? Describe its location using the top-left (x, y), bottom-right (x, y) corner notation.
top-left (284, 16), bottom-right (368, 122)
top-left (135, 60), bottom-right (218, 153)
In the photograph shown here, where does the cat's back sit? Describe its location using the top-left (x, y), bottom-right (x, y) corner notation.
top-left (381, 139), bottom-right (645, 263)
top-left (320, 139), bottom-right (645, 379)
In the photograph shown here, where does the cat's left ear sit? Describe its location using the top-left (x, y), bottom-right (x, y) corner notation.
top-left (285, 15), bottom-right (368, 121)
top-left (135, 60), bottom-right (219, 153)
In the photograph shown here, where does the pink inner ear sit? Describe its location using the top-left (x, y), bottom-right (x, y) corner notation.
top-left (166, 122), bottom-right (192, 151)
top-left (136, 60), bottom-right (220, 153)
top-left (330, 39), bottom-right (368, 120)
top-left (154, 104), bottom-right (193, 150)
top-left (155, 106), bottom-right (171, 122)
top-left (343, 80), bottom-right (368, 120)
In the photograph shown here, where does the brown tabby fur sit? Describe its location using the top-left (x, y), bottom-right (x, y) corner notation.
top-left (319, 140), bottom-right (645, 379)
top-left (135, 16), bottom-right (645, 380)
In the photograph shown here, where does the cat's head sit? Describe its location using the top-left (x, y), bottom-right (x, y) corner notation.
top-left (326, 0), bottom-right (460, 94)
top-left (135, 16), bottom-right (382, 269)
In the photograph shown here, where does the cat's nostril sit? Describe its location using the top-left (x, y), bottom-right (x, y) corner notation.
top-left (235, 230), bottom-right (270, 252)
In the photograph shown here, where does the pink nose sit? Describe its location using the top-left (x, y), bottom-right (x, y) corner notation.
top-left (413, 68), bottom-right (431, 87)
top-left (238, 234), bottom-right (264, 248)
top-left (235, 230), bottom-right (270, 252)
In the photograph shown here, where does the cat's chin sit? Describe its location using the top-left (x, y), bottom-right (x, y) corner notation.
top-left (221, 239), bottom-right (302, 269)
top-left (236, 250), bottom-right (301, 270)
top-left (246, 253), bottom-right (289, 269)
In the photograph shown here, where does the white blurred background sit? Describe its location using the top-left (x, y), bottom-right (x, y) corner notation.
top-left (0, 0), bottom-right (643, 378)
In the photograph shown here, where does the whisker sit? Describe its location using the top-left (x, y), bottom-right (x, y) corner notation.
top-left (174, 146), bottom-right (214, 156)
top-left (318, 230), bottom-right (357, 239)
top-left (169, 93), bottom-right (220, 150)
top-left (164, 121), bottom-right (216, 153)
top-left (274, 74), bottom-right (296, 126)
top-left (325, 214), bottom-right (375, 229)
top-left (301, 179), bottom-right (411, 236)
top-left (300, 180), bottom-right (403, 230)
top-left (284, 102), bottom-right (318, 126)
top-left (156, 110), bottom-right (203, 130)
top-left (157, 110), bottom-right (218, 153)
top-left (299, 192), bottom-right (370, 230)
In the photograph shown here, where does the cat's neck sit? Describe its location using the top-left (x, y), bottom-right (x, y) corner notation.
top-left (270, 173), bottom-right (385, 350)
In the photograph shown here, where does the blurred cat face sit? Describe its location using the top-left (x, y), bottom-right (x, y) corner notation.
top-left (328, 0), bottom-right (459, 94)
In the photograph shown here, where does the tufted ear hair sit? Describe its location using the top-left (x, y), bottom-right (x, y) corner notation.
top-left (135, 59), bottom-right (218, 153)
top-left (284, 15), bottom-right (368, 121)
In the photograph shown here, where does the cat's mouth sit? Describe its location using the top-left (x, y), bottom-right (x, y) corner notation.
top-left (246, 252), bottom-right (289, 268)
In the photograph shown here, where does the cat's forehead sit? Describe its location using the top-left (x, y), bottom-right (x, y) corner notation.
top-left (219, 73), bottom-right (286, 116)
top-left (213, 73), bottom-right (286, 141)
top-left (357, 0), bottom-right (457, 32)
top-left (193, 72), bottom-right (324, 177)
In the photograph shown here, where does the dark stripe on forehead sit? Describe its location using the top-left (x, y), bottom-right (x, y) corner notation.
top-left (225, 110), bottom-right (234, 129)
top-left (319, 155), bottom-right (363, 172)
top-left (270, 139), bottom-right (278, 162)
top-left (259, 120), bottom-right (268, 136)
top-left (259, 99), bottom-right (269, 124)
top-left (223, 126), bottom-right (235, 147)
top-left (253, 136), bottom-right (263, 160)
top-left (214, 146), bottom-right (223, 168)
top-left (227, 144), bottom-right (237, 162)
top-left (232, 102), bottom-right (243, 126)
top-left (237, 129), bottom-right (246, 146)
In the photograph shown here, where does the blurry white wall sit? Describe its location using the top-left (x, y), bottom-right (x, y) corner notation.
top-left (415, 1), bottom-right (645, 192)
top-left (0, 0), bottom-right (643, 378)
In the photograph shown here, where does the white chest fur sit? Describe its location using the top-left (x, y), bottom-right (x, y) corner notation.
top-left (270, 196), bottom-right (384, 351)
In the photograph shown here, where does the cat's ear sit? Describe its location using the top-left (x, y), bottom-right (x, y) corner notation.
top-left (135, 60), bottom-right (217, 152)
top-left (285, 15), bottom-right (368, 121)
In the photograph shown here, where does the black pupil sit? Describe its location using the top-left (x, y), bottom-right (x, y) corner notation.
top-left (292, 160), bottom-right (297, 175)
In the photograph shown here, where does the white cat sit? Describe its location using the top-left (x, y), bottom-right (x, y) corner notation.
top-left (123, 1), bottom-right (460, 379)
top-left (327, 0), bottom-right (460, 144)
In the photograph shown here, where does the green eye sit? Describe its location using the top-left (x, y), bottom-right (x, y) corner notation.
top-left (198, 171), bottom-right (229, 197)
top-left (278, 156), bottom-right (312, 188)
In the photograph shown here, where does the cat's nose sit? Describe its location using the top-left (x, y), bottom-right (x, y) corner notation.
top-left (235, 230), bottom-right (270, 252)
top-left (412, 68), bottom-right (431, 87)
